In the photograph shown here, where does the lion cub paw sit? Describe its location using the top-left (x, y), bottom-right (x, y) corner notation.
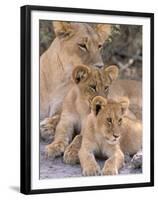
top-left (40, 115), bottom-right (60, 141)
top-left (45, 141), bottom-right (65, 159)
top-left (63, 146), bottom-right (79, 165)
top-left (82, 164), bottom-right (101, 176)
top-left (102, 165), bottom-right (118, 175)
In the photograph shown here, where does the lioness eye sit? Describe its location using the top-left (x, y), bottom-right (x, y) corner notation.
top-left (78, 43), bottom-right (88, 51)
top-left (118, 118), bottom-right (122, 124)
top-left (89, 85), bottom-right (96, 91)
top-left (105, 86), bottom-right (109, 91)
top-left (98, 44), bottom-right (102, 49)
top-left (107, 118), bottom-right (112, 123)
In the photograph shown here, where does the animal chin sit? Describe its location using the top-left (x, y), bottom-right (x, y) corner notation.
top-left (104, 137), bottom-right (112, 144)
top-left (107, 138), bottom-right (119, 145)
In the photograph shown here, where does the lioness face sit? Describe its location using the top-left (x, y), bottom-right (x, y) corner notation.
top-left (72, 65), bottom-right (119, 103)
top-left (53, 22), bottom-right (112, 68)
top-left (92, 96), bottom-right (129, 144)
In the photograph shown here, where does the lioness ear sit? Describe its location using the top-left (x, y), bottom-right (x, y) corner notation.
top-left (53, 21), bottom-right (74, 38)
top-left (91, 96), bottom-right (107, 116)
top-left (72, 65), bottom-right (91, 84)
top-left (95, 24), bottom-right (112, 42)
top-left (104, 65), bottom-right (119, 83)
top-left (119, 97), bottom-right (129, 115)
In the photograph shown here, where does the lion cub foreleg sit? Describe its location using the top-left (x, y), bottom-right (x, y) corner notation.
top-left (79, 144), bottom-right (101, 176)
top-left (64, 134), bottom-right (82, 164)
top-left (46, 113), bottom-right (76, 159)
top-left (102, 148), bottom-right (124, 175)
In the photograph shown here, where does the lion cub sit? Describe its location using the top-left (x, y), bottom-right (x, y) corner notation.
top-left (79, 96), bottom-right (142, 176)
top-left (46, 64), bottom-right (119, 159)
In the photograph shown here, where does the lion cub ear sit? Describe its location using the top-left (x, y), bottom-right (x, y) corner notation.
top-left (119, 97), bottom-right (130, 115)
top-left (95, 24), bottom-right (112, 42)
top-left (91, 96), bottom-right (107, 116)
top-left (104, 65), bottom-right (119, 83)
top-left (72, 65), bottom-right (91, 84)
top-left (53, 21), bottom-right (74, 39)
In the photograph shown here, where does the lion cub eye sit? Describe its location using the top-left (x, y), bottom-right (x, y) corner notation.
top-left (98, 44), bottom-right (103, 49)
top-left (118, 118), bottom-right (122, 125)
top-left (89, 85), bottom-right (96, 92)
top-left (107, 117), bottom-right (112, 124)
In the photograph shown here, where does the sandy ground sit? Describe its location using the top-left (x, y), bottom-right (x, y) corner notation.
top-left (40, 141), bottom-right (142, 179)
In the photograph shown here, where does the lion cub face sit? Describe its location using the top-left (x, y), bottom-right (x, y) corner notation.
top-left (91, 96), bottom-right (129, 144)
top-left (72, 65), bottom-right (119, 103)
top-left (53, 22), bottom-right (112, 67)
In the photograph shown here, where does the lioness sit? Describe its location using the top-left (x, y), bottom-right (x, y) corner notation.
top-left (46, 64), bottom-right (119, 159)
top-left (79, 96), bottom-right (142, 176)
top-left (40, 21), bottom-right (112, 120)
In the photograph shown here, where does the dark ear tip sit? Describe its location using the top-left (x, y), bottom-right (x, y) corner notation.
top-left (104, 64), bottom-right (118, 69)
top-left (74, 64), bottom-right (89, 70)
top-left (119, 97), bottom-right (129, 114)
top-left (107, 65), bottom-right (119, 72)
top-left (104, 64), bottom-right (119, 82)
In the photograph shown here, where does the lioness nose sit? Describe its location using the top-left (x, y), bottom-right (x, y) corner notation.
top-left (113, 134), bottom-right (119, 138)
top-left (94, 62), bottom-right (104, 68)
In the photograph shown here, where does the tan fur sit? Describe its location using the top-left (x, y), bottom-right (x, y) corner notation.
top-left (45, 65), bottom-right (119, 159)
top-left (40, 22), bottom-right (112, 120)
top-left (63, 79), bottom-right (142, 164)
top-left (40, 21), bottom-right (142, 140)
top-left (40, 115), bottom-right (60, 140)
top-left (108, 80), bottom-right (142, 120)
top-left (64, 134), bottom-right (82, 165)
top-left (40, 78), bottom-right (142, 140)
top-left (79, 96), bottom-right (142, 176)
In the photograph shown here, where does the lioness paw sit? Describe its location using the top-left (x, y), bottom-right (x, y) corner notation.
top-left (82, 164), bottom-right (101, 176)
top-left (40, 116), bottom-right (60, 141)
top-left (131, 150), bottom-right (142, 168)
top-left (63, 146), bottom-right (79, 165)
top-left (45, 141), bottom-right (65, 159)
